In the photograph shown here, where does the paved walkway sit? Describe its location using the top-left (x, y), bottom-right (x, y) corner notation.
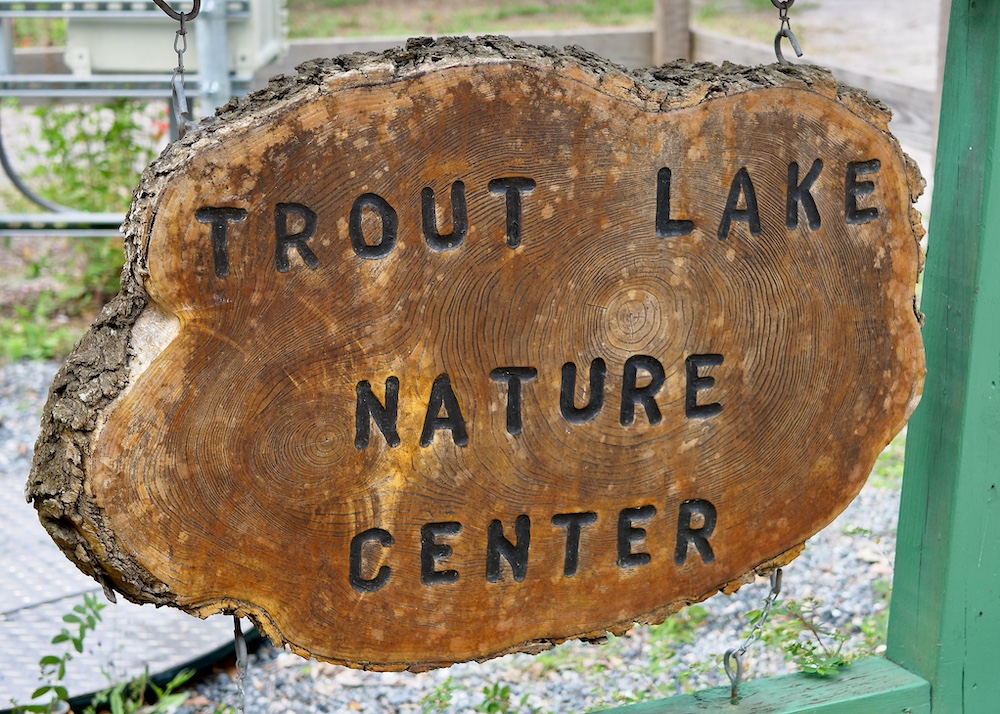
top-left (0, 362), bottom-right (238, 710)
top-left (0, 477), bottom-right (238, 710)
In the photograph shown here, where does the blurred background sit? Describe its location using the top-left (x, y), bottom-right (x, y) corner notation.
top-left (0, 2), bottom-right (940, 713)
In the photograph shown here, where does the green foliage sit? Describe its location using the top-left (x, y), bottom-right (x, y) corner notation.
top-left (14, 593), bottom-right (106, 714)
top-left (1, 100), bottom-right (159, 363)
top-left (475, 682), bottom-right (538, 714)
top-left (83, 668), bottom-right (195, 714)
top-left (0, 291), bottom-right (80, 362)
top-left (574, 0), bottom-right (653, 24)
top-left (420, 676), bottom-right (460, 714)
top-left (753, 597), bottom-right (851, 676)
top-left (27, 100), bottom-right (162, 213)
top-left (12, 18), bottom-right (66, 47)
top-left (868, 428), bottom-right (906, 489)
top-left (0, 236), bottom-right (125, 363)
top-left (288, 0), bottom-right (657, 38)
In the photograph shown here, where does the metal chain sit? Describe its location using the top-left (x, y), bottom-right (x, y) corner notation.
top-left (234, 615), bottom-right (249, 714)
top-left (723, 568), bottom-right (783, 704)
top-left (771, 0), bottom-right (803, 64)
top-left (152, 0), bottom-right (201, 137)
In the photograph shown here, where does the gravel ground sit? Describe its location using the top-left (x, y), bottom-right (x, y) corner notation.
top-left (1, 361), bottom-right (899, 713)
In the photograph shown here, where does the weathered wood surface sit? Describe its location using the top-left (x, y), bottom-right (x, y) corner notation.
top-left (27, 37), bottom-right (925, 670)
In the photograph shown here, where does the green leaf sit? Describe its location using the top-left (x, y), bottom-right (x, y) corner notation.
top-left (62, 613), bottom-right (82, 624)
top-left (38, 655), bottom-right (61, 667)
top-left (110, 686), bottom-right (124, 714)
top-left (51, 632), bottom-right (70, 644)
top-left (30, 687), bottom-right (51, 699)
top-left (53, 687), bottom-right (69, 701)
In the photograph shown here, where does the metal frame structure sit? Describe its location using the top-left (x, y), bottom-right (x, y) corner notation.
top-left (0, 0), bottom-right (271, 236)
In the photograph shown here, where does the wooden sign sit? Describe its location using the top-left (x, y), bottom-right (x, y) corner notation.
top-left (28, 37), bottom-right (925, 670)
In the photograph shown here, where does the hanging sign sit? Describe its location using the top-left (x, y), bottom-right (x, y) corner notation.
top-left (28, 37), bottom-right (925, 670)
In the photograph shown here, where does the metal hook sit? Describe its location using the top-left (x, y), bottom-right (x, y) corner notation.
top-left (770, 0), bottom-right (795, 9)
top-left (152, 0), bottom-right (201, 22)
top-left (723, 648), bottom-right (744, 704)
top-left (774, 25), bottom-right (803, 64)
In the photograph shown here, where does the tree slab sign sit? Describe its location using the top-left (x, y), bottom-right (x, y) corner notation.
top-left (28, 37), bottom-right (925, 670)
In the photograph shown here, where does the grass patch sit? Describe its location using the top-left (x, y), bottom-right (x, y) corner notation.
top-left (287, 0), bottom-right (657, 39)
top-left (868, 428), bottom-right (906, 490)
top-left (692, 0), bottom-right (783, 44)
top-left (0, 100), bottom-right (163, 363)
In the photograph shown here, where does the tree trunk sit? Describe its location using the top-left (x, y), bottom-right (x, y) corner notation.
top-left (27, 37), bottom-right (925, 670)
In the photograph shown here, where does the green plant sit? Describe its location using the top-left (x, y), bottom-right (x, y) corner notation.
top-left (0, 100), bottom-right (160, 363)
top-left (475, 682), bottom-right (538, 714)
top-left (645, 605), bottom-right (710, 676)
top-left (868, 428), bottom-right (907, 489)
top-left (14, 593), bottom-right (106, 714)
top-left (574, 0), bottom-right (653, 24)
top-left (84, 668), bottom-right (194, 714)
top-left (12, 18), bottom-right (66, 47)
top-left (27, 100), bottom-right (163, 213)
top-left (420, 676), bottom-right (459, 713)
top-left (755, 597), bottom-right (850, 676)
top-left (0, 292), bottom-right (80, 362)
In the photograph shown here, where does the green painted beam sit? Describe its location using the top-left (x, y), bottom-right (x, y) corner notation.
top-left (886, 0), bottom-right (1000, 712)
top-left (594, 658), bottom-right (928, 713)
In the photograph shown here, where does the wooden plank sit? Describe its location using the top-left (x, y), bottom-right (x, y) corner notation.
top-left (595, 657), bottom-right (929, 713)
top-left (886, 1), bottom-right (1000, 711)
top-left (27, 39), bottom-right (924, 670)
top-left (654, 0), bottom-right (690, 63)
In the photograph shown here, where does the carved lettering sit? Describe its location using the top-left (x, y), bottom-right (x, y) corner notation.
top-left (349, 528), bottom-right (393, 592)
top-left (718, 167), bottom-right (761, 240)
top-left (787, 159), bottom-right (823, 230)
top-left (350, 192), bottom-right (398, 259)
top-left (486, 515), bottom-right (531, 582)
top-left (488, 177), bottom-right (536, 248)
top-left (489, 367), bottom-right (538, 436)
top-left (617, 505), bottom-right (656, 568)
top-left (620, 355), bottom-right (665, 426)
top-left (845, 159), bottom-right (881, 225)
top-left (274, 202), bottom-right (319, 272)
top-left (552, 511), bottom-right (597, 577)
top-left (355, 377), bottom-right (400, 449)
top-left (685, 354), bottom-right (724, 418)
top-left (655, 167), bottom-right (695, 238)
top-left (420, 522), bottom-right (461, 585)
top-left (195, 206), bottom-right (247, 279)
top-left (422, 181), bottom-right (468, 251)
top-left (674, 499), bottom-right (717, 565)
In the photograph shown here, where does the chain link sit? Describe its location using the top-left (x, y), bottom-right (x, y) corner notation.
top-left (152, 1), bottom-right (201, 137)
top-left (723, 568), bottom-right (783, 704)
top-left (771, 0), bottom-right (803, 64)
top-left (234, 616), bottom-right (249, 714)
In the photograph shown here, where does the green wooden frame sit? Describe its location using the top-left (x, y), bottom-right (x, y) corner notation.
top-left (601, 0), bottom-right (996, 711)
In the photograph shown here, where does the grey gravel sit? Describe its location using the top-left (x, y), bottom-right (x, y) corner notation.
top-left (1, 359), bottom-right (899, 713)
top-left (0, 360), bottom-right (59, 486)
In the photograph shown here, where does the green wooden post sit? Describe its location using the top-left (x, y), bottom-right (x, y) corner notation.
top-left (597, 1), bottom-right (1000, 711)
top-left (886, 0), bottom-right (1000, 710)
